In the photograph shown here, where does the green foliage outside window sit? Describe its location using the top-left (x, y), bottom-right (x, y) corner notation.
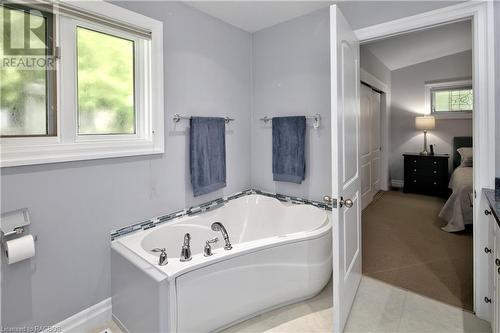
top-left (0, 7), bottom-right (49, 136)
top-left (77, 27), bottom-right (135, 135)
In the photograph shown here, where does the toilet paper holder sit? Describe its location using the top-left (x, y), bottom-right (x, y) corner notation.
top-left (1, 208), bottom-right (31, 239)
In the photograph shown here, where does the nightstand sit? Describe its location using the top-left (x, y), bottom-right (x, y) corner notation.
top-left (403, 153), bottom-right (449, 197)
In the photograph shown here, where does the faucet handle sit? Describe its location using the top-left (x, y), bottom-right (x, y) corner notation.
top-left (206, 237), bottom-right (218, 245)
top-left (151, 248), bottom-right (168, 266)
top-left (204, 237), bottom-right (218, 257)
top-left (152, 248), bottom-right (166, 253)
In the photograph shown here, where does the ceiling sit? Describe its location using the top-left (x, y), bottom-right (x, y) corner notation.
top-left (363, 20), bottom-right (472, 70)
top-left (185, 1), bottom-right (333, 33)
top-left (184, 1), bottom-right (463, 33)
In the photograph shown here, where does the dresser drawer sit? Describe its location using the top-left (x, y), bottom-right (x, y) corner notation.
top-left (406, 177), bottom-right (446, 188)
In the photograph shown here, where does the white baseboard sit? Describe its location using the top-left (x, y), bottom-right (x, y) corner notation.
top-left (43, 298), bottom-right (111, 333)
top-left (391, 179), bottom-right (404, 188)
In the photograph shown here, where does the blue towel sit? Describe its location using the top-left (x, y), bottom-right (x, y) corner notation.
top-left (272, 116), bottom-right (306, 184)
top-left (190, 117), bottom-right (226, 197)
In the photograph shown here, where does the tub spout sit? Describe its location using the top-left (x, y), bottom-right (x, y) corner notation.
top-left (180, 233), bottom-right (192, 262)
top-left (211, 222), bottom-right (232, 250)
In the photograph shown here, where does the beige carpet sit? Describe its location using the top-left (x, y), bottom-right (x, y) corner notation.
top-left (362, 190), bottom-right (473, 311)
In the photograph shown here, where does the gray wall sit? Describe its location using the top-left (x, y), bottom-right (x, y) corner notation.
top-left (0, 1), bottom-right (252, 327)
top-left (390, 50), bottom-right (473, 182)
top-left (360, 47), bottom-right (391, 86)
top-left (250, 8), bottom-right (331, 202)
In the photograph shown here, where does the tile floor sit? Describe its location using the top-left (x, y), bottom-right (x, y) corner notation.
top-left (96, 276), bottom-right (490, 333)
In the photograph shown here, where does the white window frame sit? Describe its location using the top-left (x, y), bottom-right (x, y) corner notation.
top-left (0, 1), bottom-right (164, 167)
top-left (424, 79), bottom-right (473, 120)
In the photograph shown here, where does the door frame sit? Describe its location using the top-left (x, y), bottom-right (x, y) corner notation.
top-left (353, 1), bottom-right (496, 320)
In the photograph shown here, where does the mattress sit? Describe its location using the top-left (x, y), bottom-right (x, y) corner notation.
top-left (439, 166), bottom-right (473, 232)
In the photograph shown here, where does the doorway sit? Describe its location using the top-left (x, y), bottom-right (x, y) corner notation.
top-left (330, 2), bottom-right (496, 332)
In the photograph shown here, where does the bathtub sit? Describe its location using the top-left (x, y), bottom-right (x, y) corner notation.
top-left (111, 193), bottom-right (332, 333)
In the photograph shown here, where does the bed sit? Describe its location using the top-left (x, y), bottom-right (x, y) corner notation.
top-left (439, 136), bottom-right (473, 232)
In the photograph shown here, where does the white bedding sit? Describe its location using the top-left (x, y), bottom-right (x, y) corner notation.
top-left (439, 166), bottom-right (473, 232)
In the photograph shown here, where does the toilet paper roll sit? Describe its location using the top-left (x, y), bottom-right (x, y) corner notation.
top-left (5, 235), bottom-right (35, 264)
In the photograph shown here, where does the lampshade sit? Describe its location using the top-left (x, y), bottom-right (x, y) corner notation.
top-left (415, 116), bottom-right (436, 130)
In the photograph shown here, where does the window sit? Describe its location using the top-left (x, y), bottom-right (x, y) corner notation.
top-left (0, 4), bottom-right (56, 137)
top-left (76, 27), bottom-right (135, 135)
top-left (1, 1), bottom-right (164, 167)
top-left (431, 87), bottom-right (473, 113)
top-left (425, 80), bottom-right (473, 119)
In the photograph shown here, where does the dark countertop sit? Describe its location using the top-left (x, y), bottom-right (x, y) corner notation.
top-left (483, 188), bottom-right (500, 225)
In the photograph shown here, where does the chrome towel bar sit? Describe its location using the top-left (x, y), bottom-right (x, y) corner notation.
top-left (173, 113), bottom-right (235, 124)
top-left (259, 114), bottom-right (321, 129)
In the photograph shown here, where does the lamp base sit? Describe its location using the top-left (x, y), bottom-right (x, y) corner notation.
top-left (420, 150), bottom-right (430, 156)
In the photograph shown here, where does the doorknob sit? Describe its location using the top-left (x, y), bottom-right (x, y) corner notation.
top-left (323, 195), bottom-right (333, 204)
top-left (339, 197), bottom-right (354, 208)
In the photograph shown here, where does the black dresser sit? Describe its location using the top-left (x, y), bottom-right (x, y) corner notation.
top-left (403, 153), bottom-right (449, 197)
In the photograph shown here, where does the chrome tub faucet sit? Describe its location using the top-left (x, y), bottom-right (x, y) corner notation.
top-left (211, 222), bottom-right (232, 250)
top-left (180, 233), bottom-right (192, 262)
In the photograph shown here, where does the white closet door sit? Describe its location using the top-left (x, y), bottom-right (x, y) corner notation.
top-left (371, 91), bottom-right (381, 195)
top-left (360, 85), bottom-right (372, 209)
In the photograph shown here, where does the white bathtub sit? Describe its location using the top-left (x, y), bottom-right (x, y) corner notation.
top-left (111, 194), bottom-right (332, 333)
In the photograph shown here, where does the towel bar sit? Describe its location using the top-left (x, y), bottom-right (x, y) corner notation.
top-left (173, 114), bottom-right (235, 124)
top-left (259, 114), bottom-right (321, 129)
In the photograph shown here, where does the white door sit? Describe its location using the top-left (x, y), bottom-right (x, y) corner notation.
top-left (371, 91), bottom-right (381, 194)
top-left (360, 85), bottom-right (373, 209)
top-left (329, 5), bottom-right (362, 333)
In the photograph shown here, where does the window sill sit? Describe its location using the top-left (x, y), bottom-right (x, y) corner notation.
top-left (432, 112), bottom-right (472, 120)
top-left (0, 139), bottom-right (164, 167)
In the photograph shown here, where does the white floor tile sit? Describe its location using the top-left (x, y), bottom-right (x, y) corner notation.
top-left (398, 292), bottom-right (490, 333)
top-left (344, 277), bottom-right (406, 333)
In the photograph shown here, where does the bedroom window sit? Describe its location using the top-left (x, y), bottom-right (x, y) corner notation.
top-left (425, 80), bottom-right (473, 119)
top-left (432, 88), bottom-right (473, 113)
top-left (0, 1), bottom-right (164, 167)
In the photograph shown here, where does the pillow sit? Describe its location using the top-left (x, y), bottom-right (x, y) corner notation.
top-left (457, 147), bottom-right (473, 167)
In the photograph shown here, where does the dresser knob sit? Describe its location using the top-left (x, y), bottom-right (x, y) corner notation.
top-left (413, 160), bottom-right (417, 163)
top-left (413, 180), bottom-right (417, 183)
top-left (433, 171), bottom-right (437, 174)
top-left (434, 161), bottom-right (437, 164)
top-left (414, 169), bottom-right (417, 172)
top-left (433, 182), bottom-right (437, 185)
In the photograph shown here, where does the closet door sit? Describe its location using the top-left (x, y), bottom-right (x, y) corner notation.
top-left (371, 91), bottom-right (381, 195)
top-left (360, 84), bottom-right (372, 209)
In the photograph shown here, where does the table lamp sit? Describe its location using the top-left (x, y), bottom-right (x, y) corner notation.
top-left (415, 116), bottom-right (435, 155)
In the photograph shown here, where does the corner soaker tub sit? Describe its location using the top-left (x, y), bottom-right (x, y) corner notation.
top-left (111, 194), bottom-right (332, 333)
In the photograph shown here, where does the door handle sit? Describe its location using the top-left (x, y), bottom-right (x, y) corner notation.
top-left (339, 197), bottom-right (354, 208)
top-left (323, 196), bottom-right (333, 204)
